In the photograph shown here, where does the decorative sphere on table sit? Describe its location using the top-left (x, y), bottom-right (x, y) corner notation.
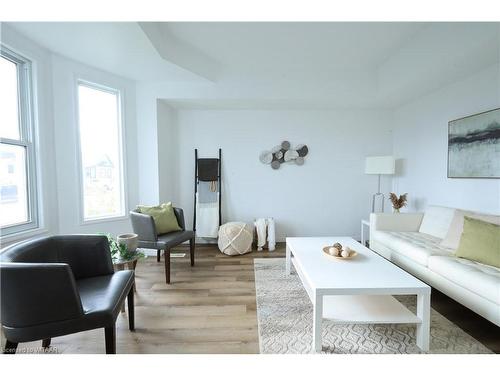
top-left (341, 249), bottom-right (351, 258)
top-left (328, 247), bottom-right (340, 256)
top-left (333, 242), bottom-right (342, 251)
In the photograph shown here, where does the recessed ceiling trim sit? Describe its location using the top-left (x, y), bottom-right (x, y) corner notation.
top-left (139, 22), bottom-right (220, 82)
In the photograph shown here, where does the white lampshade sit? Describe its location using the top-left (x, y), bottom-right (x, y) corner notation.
top-left (365, 156), bottom-right (395, 175)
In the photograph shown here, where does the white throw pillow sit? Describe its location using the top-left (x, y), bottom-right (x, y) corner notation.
top-left (418, 206), bottom-right (456, 239)
top-left (440, 210), bottom-right (500, 249)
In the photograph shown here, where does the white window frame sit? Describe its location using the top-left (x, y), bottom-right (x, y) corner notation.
top-left (75, 79), bottom-right (127, 223)
top-left (0, 46), bottom-right (39, 236)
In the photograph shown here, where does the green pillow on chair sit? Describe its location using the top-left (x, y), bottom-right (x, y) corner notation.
top-left (137, 202), bottom-right (182, 235)
top-left (455, 216), bottom-right (500, 268)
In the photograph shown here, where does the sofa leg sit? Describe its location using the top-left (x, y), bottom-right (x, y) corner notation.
top-left (164, 248), bottom-right (171, 284)
top-left (128, 285), bottom-right (135, 331)
top-left (190, 238), bottom-right (195, 267)
top-left (105, 325), bottom-right (116, 354)
top-left (42, 338), bottom-right (51, 348)
top-left (157, 249), bottom-right (161, 262)
top-left (3, 340), bottom-right (18, 354)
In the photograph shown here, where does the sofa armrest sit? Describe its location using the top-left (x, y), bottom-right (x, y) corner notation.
top-left (370, 212), bottom-right (424, 232)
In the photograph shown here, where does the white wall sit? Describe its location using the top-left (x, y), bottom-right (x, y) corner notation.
top-left (0, 24), bottom-right (59, 246)
top-left (135, 91), bottom-right (180, 206)
top-left (168, 109), bottom-right (393, 241)
top-left (51, 54), bottom-right (140, 235)
top-left (136, 84), bottom-right (161, 205)
top-left (157, 101), bottom-right (179, 204)
top-left (392, 64), bottom-right (500, 214)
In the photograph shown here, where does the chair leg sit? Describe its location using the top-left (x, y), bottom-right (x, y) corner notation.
top-left (3, 340), bottom-right (18, 354)
top-left (128, 285), bottom-right (135, 331)
top-left (157, 249), bottom-right (161, 262)
top-left (42, 338), bottom-right (51, 348)
top-left (164, 248), bottom-right (171, 284)
top-left (190, 238), bottom-right (195, 267)
top-left (105, 324), bottom-right (116, 354)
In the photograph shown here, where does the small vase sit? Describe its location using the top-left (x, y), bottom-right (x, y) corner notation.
top-left (393, 208), bottom-right (400, 213)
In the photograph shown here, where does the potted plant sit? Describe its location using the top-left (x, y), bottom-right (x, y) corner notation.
top-left (102, 233), bottom-right (145, 262)
top-left (116, 233), bottom-right (139, 253)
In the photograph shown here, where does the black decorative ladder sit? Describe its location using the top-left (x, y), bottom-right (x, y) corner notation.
top-left (193, 148), bottom-right (222, 233)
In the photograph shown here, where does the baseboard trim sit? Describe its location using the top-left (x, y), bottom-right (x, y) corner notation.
top-left (140, 241), bottom-right (286, 256)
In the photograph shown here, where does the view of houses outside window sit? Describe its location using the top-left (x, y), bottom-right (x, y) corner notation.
top-left (77, 83), bottom-right (124, 220)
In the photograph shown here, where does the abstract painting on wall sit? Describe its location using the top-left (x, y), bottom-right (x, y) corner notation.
top-left (448, 108), bottom-right (500, 178)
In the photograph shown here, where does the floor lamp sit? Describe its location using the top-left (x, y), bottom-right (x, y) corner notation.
top-left (365, 156), bottom-right (395, 213)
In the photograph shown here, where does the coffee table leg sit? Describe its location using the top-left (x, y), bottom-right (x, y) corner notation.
top-left (313, 292), bottom-right (323, 353)
top-left (285, 243), bottom-right (291, 275)
top-left (416, 292), bottom-right (430, 351)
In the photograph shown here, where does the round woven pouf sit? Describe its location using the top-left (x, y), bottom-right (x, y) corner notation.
top-left (218, 222), bottom-right (253, 256)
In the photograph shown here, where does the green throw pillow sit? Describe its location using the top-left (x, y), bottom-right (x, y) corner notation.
top-left (455, 216), bottom-right (500, 268)
top-left (137, 202), bottom-right (181, 235)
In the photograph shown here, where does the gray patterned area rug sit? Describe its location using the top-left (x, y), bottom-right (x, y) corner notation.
top-left (254, 258), bottom-right (492, 354)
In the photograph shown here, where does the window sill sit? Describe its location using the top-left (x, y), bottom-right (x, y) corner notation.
top-left (0, 227), bottom-right (49, 249)
top-left (79, 215), bottom-right (130, 226)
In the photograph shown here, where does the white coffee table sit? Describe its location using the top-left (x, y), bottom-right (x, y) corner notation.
top-left (286, 237), bottom-right (431, 353)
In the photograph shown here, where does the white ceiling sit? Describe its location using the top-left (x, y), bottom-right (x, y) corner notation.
top-left (165, 22), bottom-right (425, 71)
top-left (4, 22), bottom-right (500, 108)
top-left (4, 22), bottom-right (206, 82)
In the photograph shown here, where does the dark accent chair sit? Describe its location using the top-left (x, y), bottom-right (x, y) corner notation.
top-left (130, 207), bottom-right (195, 284)
top-left (0, 235), bottom-right (135, 354)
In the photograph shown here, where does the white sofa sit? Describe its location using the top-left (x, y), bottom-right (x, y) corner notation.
top-left (370, 205), bottom-right (500, 326)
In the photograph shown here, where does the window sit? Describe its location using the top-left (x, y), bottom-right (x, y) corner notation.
top-left (77, 81), bottom-right (125, 221)
top-left (0, 47), bottom-right (38, 236)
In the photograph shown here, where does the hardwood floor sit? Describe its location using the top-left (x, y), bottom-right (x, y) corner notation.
top-left (16, 244), bottom-right (283, 354)
top-left (13, 243), bottom-right (499, 354)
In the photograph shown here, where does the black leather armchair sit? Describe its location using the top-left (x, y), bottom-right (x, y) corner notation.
top-left (130, 207), bottom-right (195, 284)
top-left (0, 235), bottom-right (135, 354)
